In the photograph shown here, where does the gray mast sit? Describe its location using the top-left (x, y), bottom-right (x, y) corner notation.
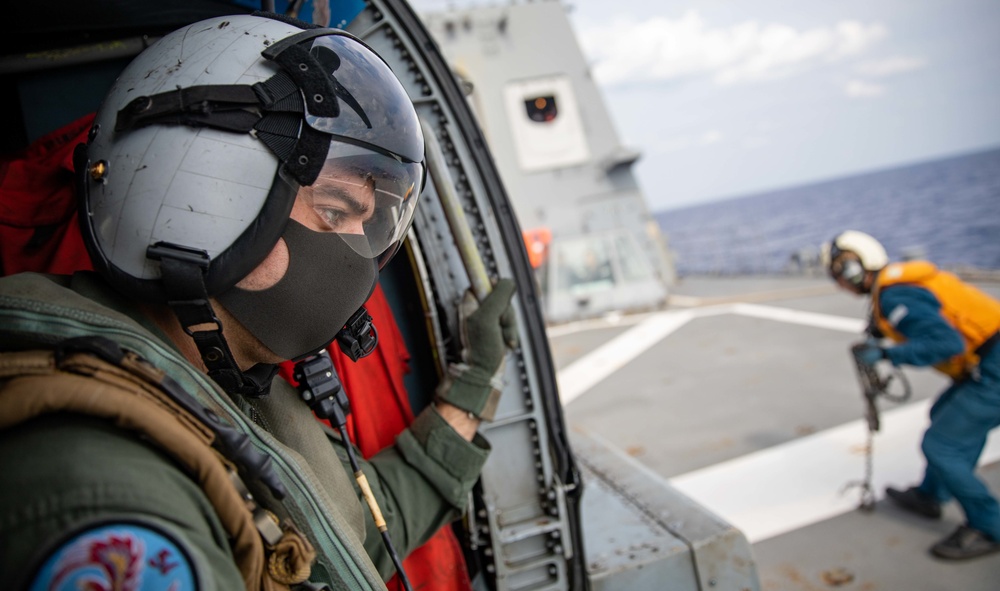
top-left (422, 0), bottom-right (676, 324)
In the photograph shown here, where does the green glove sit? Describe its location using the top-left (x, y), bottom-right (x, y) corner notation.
top-left (436, 278), bottom-right (517, 421)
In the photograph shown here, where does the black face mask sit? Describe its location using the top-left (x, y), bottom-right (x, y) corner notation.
top-left (217, 220), bottom-right (378, 361)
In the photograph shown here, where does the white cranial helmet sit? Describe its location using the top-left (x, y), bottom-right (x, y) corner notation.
top-left (829, 230), bottom-right (889, 271)
top-left (78, 13), bottom-right (425, 303)
top-left (821, 230), bottom-right (889, 287)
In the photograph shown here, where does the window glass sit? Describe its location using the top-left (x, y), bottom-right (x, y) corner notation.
top-left (524, 95), bottom-right (558, 122)
top-left (555, 237), bottom-right (616, 296)
top-left (614, 234), bottom-right (655, 282)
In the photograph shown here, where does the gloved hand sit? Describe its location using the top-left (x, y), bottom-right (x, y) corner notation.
top-left (854, 342), bottom-right (886, 368)
top-left (436, 278), bottom-right (517, 421)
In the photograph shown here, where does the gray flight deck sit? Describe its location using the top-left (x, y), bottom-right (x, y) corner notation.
top-left (550, 276), bottom-right (1000, 591)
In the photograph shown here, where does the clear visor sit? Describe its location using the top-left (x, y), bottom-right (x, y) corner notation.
top-left (302, 34), bottom-right (424, 164)
top-left (297, 143), bottom-right (424, 261)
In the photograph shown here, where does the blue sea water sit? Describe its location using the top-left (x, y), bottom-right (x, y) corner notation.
top-left (655, 147), bottom-right (1000, 276)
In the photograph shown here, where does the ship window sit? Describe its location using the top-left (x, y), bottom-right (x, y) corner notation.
top-left (614, 234), bottom-right (655, 282)
top-left (525, 95), bottom-right (558, 123)
top-left (556, 238), bottom-right (616, 296)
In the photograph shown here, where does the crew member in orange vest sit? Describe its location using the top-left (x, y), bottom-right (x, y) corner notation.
top-left (825, 230), bottom-right (1000, 560)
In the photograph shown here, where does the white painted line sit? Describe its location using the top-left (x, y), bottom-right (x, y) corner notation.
top-left (669, 399), bottom-right (1000, 543)
top-left (730, 302), bottom-right (867, 333)
top-left (556, 303), bottom-right (866, 404)
top-left (545, 310), bottom-right (654, 338)
top-left (556, 300), bottom-right (990, 544)
top-left (557, 306), bottom-right (734, 404)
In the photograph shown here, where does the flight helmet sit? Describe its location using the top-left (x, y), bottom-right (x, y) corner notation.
top-left (76, 13), bottom-right (425, 394)
top-left (823, 230), bottom-right (889, 287)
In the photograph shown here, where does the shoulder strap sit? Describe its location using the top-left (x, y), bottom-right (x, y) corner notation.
top-left (0, 338), bottom-right (316, 591)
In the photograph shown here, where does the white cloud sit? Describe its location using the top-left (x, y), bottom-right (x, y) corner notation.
top-left (845, 79), bottom-right (885, 98)
top-left (652, 135), bottom-right (692, 153)
top-left (699, 130), bottom-right (723, 145)
top-left (578, 10), bottom-right (886, 87)
top-left (856, 56), bottom-right (926, 77)
top-left (741, 135), bottom-right (771, 149)
top-left (651, 130), bottom-right (724, 152)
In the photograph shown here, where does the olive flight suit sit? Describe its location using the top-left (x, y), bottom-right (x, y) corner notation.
top-left (0, 272), bottom-right (490, 589)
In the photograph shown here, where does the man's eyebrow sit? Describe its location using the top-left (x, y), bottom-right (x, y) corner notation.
top-left (313, 177), bottom-right (374, 214)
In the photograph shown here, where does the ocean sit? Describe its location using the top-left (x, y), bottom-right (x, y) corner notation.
top-left (654, 147), bottom-right (1000, 276)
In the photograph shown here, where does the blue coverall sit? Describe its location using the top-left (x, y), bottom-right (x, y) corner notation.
top-left (879, 284), bottom-right (1000, 540)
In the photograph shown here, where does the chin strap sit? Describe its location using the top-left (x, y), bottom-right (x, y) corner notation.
top-left (148, 242), bottom-right (274, 398)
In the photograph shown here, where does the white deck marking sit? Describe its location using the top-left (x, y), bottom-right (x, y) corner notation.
top-left (556, 305), bottom-right (735, 404)
top-left (545, 311), bottom-right (653, 338)
top-left (558, 301), bottom-right (999, 543)
top-left (669, 399), bottom-right (1000, 543)
top-left (730, 302), bottom-right (867, 333)
top-left (557, 302), bottom-right (864, 405)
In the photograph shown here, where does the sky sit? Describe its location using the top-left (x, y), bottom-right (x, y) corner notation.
top-left (411, 0), bottom-right (1000, 212)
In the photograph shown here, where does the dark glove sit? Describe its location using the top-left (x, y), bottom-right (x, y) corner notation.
top-left (855, 342), bottom-right (886, 367)
top-left (436, 278), bottom-right (517, 421)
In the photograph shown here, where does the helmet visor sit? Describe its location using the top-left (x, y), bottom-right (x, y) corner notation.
top-left (297, 143), bottom-right (423, 263)
top-left (302, 34), bottom-right (424, 164)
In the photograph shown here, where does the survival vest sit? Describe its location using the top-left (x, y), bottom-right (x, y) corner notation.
top-left (0, 337), bottom-right (315, 591)
top-left (872, 261), bottom-right (1000, 379)
top-left (0, 273), bottom-right (388, 591)
top-left (3, 113), bottom-right (473, 591)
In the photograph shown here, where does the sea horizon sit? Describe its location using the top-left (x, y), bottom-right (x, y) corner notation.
top-left (654, 144), bottom-right (1000, 216)
top-left (654, 146), bottom-right (1000, 276)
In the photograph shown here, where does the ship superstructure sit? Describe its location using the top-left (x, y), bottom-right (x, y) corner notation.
top-left (422, 0), bottom-right (676, 324)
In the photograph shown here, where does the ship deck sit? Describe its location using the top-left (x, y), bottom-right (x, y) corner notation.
top-left (549, 275), bottom-right (1000, 590)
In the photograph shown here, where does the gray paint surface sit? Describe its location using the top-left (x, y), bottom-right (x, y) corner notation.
top-left (422, 1), bottom-right (677, 323)
top-left (753, 461), bottom-right (1000, 590)
top-left (554, 275), bottom-right (1000, 589)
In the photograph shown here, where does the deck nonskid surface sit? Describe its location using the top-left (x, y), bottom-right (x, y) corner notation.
top-left (551, 276), bottom-right (1000, 590)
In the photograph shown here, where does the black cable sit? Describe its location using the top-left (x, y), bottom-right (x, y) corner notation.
top-left (294, 350), bottom-right (414, 591)
top-left (333, 413), bottom-right (414, 591)
top-left (879, 365), bottom-right (912, 403)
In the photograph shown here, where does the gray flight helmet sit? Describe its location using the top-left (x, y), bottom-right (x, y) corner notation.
top-left (77, 13), bottom-right (425, 304)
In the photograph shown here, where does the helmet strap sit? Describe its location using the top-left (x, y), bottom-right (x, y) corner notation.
top-left (113, 31), bottom-right (351, 188)
top-left (149, 243), bottom-right (275, 398)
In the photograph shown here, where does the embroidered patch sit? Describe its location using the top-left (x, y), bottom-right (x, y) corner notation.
top-left (888, 304), bottom-right (909, 327)
top-left (30, 522), bottom-right (198, 591)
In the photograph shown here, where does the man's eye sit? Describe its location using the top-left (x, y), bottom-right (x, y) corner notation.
top-left (320, 208), bottom-right (344, 227)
